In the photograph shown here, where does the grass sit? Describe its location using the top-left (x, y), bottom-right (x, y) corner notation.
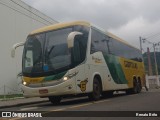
top-left (0, 94), bottom-right (23, 100)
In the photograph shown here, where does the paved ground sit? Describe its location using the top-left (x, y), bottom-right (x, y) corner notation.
top-left (0, 88), bottom-right (160, 120)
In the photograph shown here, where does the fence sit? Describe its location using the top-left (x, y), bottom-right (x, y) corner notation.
top-left (146, 75), bottom-right (160, 89)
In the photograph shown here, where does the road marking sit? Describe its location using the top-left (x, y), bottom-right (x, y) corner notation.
top-left (40, 98), bottom-right (111, 117)
top-left (20, 107), bottom-right (40, 111)
top-left (94, 99), bottom-right (110, 104)
top-left (128, 95), bottom-right (134, 96)
top-left (9, 98), bottom-right (111, 120)
top-left (68, 103), bottom-right (93, 109)
top-left (128, 94), bottom-right (138, 97)
top-left (51, 108), bottom-right (67, 111)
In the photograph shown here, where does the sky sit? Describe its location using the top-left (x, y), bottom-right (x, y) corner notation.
top-left (22, 0), bottom-right (160, 52)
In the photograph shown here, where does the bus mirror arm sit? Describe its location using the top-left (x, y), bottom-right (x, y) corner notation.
top-left (11, 42), bottom-right (24, 58)
top-left (67, 31), bottom-right (83, 48)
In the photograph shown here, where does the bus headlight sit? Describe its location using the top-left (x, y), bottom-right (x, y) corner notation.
top-left (63, 77), bottom-right (68, 81)
top-left (23, 81), bottom-right (27, 86)
top-left (63, 71), bottom-right (78, 81)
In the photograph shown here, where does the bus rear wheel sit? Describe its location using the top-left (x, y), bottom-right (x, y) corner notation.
top-left (88, 77), bottom-right (102, 101)
top-left (126, 78), bottom-right (142, 94)
top-left (137, 79), bottom-right (142, 93)
top-left (132, 79), bottom-right (142, 94)
top-left (48, 96), bottom-right (61, 105)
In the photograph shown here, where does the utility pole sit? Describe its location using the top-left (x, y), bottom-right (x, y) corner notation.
top-left (147, 47), bottom-right (153, 75)
top-left (153, 44), bottom-right (160, 87)
top-left (139, 37), bottom-right (143, 53)
top-left (139, 37), bottom-right (148, 91)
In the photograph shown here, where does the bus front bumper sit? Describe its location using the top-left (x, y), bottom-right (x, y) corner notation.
top-left (21, 80), bottom-right (76, 98)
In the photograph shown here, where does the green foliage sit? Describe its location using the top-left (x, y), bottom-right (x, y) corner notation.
top-left (0, 94), bottom-right (23, 99)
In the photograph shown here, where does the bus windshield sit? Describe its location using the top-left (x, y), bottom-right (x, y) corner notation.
top-left (22, 26), bottom-right (89, 77)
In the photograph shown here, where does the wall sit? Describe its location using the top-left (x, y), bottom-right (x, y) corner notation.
top-left (0, 0), bottom-right (57, 95)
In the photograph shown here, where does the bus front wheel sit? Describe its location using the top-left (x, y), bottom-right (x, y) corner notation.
top-left (88, 77), bottom-right (102, 101)
top-left (48, 96), bottom-right (61, 105)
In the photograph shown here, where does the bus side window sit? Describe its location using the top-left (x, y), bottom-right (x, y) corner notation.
top-left (72, 34), bottom-right (87, 66)
top-left (73, 25), bottom-right (89, 64)
top-left (91, 28), bottom-right (107, 54)
top-left (105, 36), bottom-right (114, 55)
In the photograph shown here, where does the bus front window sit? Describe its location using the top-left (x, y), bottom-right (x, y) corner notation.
top-left (23, 34), bottom-right (45, 74)
top-left (45, 28), bottom-right (72, 72)
top-left (22, 26), bottom-right (89, 77)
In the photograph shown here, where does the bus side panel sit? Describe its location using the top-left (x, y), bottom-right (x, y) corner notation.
top-left (87, 52), bottom-right (129, 92)
top-left (103, 53), bottom-right (145, 89)
top-left (74, 64), bottom-right (91, 94)
top-left (119, 58), bottom-right (145, 88)
top-left (84, 52), bottom-right (104, 93)
top-left (99, 53), bottom-right (129, 91)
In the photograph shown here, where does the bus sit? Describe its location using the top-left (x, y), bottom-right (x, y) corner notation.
top-left (11, 21), bottom-right (146, 104)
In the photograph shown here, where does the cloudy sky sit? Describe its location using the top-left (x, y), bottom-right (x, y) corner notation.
top-left (22, 0), bottom-right (160, 52)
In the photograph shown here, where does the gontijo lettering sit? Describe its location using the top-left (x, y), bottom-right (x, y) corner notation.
top-left (124, 61), bottom-right (138, 69)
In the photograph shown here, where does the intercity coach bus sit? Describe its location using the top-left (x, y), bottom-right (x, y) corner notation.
top-left (11, 21), bottom-right (146, 104)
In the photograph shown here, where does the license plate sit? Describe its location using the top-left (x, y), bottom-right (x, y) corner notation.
top-left (39, 89), bottom-right (48, 94)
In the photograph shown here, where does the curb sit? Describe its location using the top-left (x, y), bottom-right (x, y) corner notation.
top-left (0, 100), bottom-right (49, 109)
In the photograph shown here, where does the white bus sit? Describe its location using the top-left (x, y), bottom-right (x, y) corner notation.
top-left (12, 21), bottom-right (146, 104)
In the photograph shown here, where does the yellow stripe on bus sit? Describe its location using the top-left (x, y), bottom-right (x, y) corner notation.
top-left (30, 21), bottom-right (90, 35)
top-left (23, 77), bottom-right (44, 84)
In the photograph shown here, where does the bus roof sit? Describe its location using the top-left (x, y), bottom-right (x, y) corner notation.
top-left (30, 21), bottom-right (140, 51)
top-left (30, 21), bottom-right (91, 35)
top-left (91, 25), bottom-right (140, 51)
top-left (106, 31), bottom-right (141, 51)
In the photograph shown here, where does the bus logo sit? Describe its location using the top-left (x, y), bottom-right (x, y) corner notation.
top-left (78, 79), bottom-right (88, 92)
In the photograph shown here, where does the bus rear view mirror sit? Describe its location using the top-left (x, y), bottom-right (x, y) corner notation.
top-left (11, 42), bottom-right (24, 58)
top-left (67, 31), bottom-right (83, 48)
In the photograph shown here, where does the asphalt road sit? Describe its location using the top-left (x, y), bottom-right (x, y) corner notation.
top-left (1, 88), bottom-right (160, 120)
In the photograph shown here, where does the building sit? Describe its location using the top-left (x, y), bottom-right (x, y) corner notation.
top-left (0, 0), bottom-right (57, 95)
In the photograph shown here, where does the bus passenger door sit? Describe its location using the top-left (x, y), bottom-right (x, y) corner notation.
top-left (72, 37), bottom-right (89, 94)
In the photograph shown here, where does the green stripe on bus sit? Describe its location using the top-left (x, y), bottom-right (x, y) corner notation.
top-left (104, 54), bottom-right (128, 84)
top-left (43, 71), bottom-right (67, 81)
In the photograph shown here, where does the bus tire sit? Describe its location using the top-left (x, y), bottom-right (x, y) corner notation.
top-left (48, 96), bottom-right (61, 105)
top-left (126, 78), bottom-right (140, 94)
top-left (88, 77), bottom-right (102, 101)
top-left (129, 78), bottom-right (142, 94)
top-left (137, 79), bottom-right (142, 93)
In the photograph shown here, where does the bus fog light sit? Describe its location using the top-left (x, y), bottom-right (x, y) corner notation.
top-left (63, 77), bottom-right (68, 81)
